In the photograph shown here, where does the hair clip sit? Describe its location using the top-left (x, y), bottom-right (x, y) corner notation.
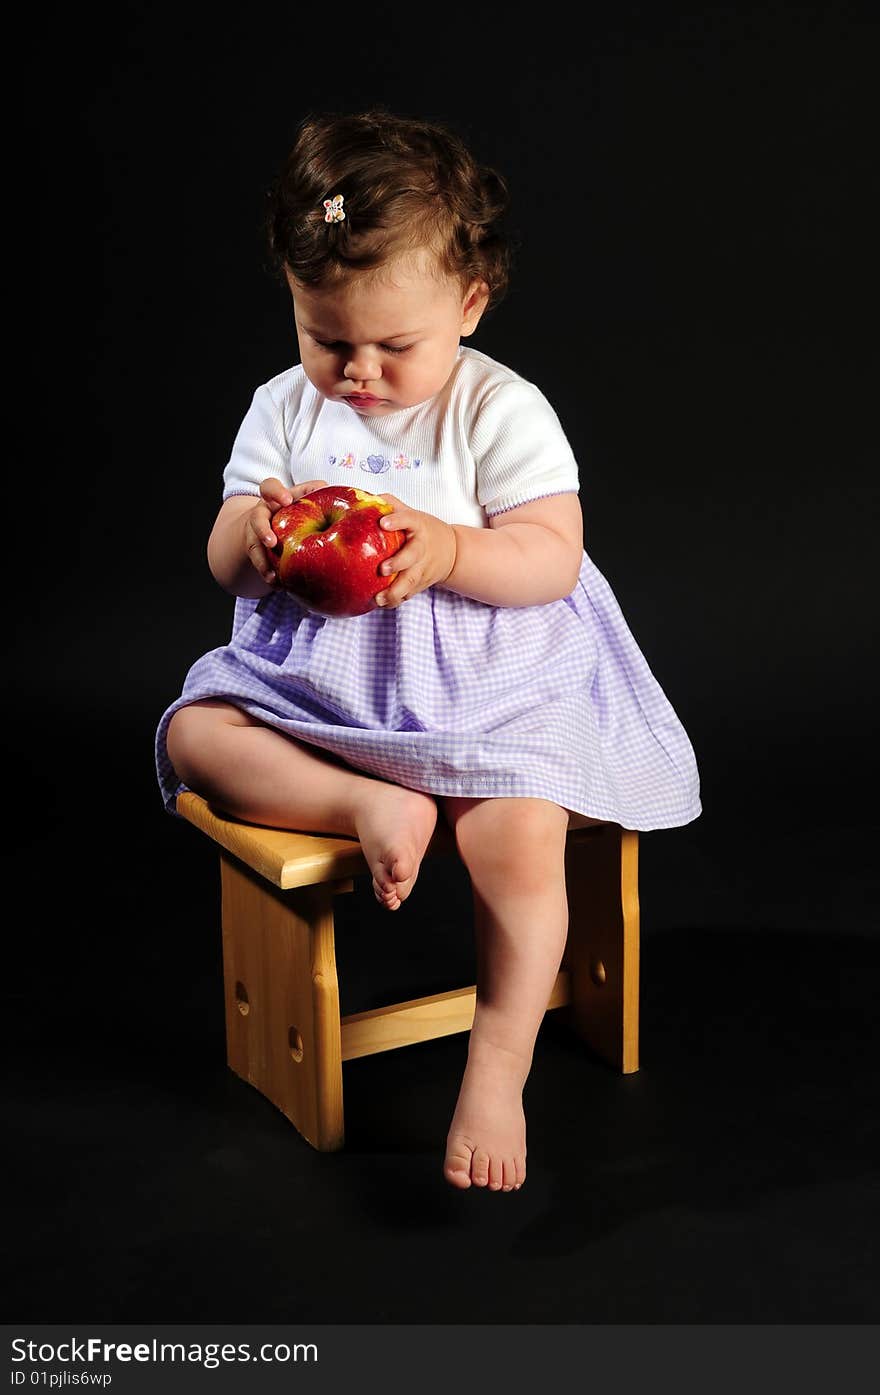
top-left (323, 194), bottom-right (346, 224)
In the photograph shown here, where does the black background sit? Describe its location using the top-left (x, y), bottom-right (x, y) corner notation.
top-left (12, 0), bottom-right (879, 1327)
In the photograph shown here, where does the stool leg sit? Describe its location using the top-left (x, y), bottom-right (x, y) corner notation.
top-left (219, 853), bottom-right (348, 1150)
top-left (562, 825), bottom-right (640, 1073)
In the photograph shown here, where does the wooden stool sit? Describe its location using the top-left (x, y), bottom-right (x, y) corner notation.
top-left (176, 791), bottom-right (640, 1151)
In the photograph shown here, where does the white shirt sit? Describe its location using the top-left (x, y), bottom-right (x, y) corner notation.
top-left (222, 345), bottom-right (580, 527)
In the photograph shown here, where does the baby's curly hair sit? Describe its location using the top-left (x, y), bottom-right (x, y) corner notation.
top-left (264, 108), bottom-right (513, 311)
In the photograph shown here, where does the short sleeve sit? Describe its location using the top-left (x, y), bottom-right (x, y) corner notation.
top-left (471, 380), bottom-right (580, 517)
top-left (221, 383), bottom-right (294, 500)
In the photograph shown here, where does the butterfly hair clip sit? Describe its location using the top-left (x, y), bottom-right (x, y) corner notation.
top-left (323, 194), bottom-right (346, 224)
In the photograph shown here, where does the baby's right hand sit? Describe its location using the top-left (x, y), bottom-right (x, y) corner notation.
top-left (243, 477), bottom-right (329, 585)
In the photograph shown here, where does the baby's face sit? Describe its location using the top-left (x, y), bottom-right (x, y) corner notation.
top-left (287, 251), bottom-right (488, 415)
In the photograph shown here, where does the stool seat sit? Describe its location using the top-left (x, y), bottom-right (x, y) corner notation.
top-left (176, 791), bottom-right (640, 1151)
top-left (176, 792), bottom-right (600, 888)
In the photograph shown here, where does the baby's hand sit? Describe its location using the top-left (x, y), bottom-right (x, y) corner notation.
top-left (373, 495), bottom-right (457, 608)
top-left (243, 478), bottom-right (329, 585)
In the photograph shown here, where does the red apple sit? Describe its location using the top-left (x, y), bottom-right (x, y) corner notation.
top-left (268, 485), bottom-right (405, 617)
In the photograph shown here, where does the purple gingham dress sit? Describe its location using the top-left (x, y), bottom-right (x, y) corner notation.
top-left (155, 557), bottom-right (700, 831)
top-left (155, 354), bottom-right (701, 831)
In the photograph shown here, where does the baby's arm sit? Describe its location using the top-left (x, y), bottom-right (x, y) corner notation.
top-left (443, 494), bottom-right (583, 606)
top-left (375, 492), bottom-right (582, 608)
top-left (207, 478), bottom-right (328, 597)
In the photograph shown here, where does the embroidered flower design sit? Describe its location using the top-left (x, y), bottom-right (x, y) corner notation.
top-left (328, 448), bottom-right (421, 473)
top-left (323, 195), bottom-right (345, 224)
top-left (362, 453), bottom-right (391, 474)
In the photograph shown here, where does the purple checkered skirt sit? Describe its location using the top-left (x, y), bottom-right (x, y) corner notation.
top-left (155, 550), bottom-right (701, 831)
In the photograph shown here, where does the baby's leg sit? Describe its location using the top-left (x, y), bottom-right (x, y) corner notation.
top-left (440, 796), bottom-right (572, 1192)
top-left (166, 700), bottom-right (438, 909)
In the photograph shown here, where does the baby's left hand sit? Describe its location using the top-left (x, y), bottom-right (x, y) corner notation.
top-left (373, 495), bottom-right (457, 609)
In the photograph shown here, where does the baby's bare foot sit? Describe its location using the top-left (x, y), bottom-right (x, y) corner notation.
top-left (444, 1041), bottom-right (528, 1192)
top-left (354, 785), bottom-right (438, 910)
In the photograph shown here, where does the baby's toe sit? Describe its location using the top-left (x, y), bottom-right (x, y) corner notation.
top-left (488, 1155), bottom-right (505, 1191)
top-left (502, 1157), bottom-right (519, 1192)
top-left (470, 1147), bottom-right (491, 1188)
top-left (443, 1136), bottom-right (474, 1189)
top-left (373, 876), bottom-right (400, 910)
